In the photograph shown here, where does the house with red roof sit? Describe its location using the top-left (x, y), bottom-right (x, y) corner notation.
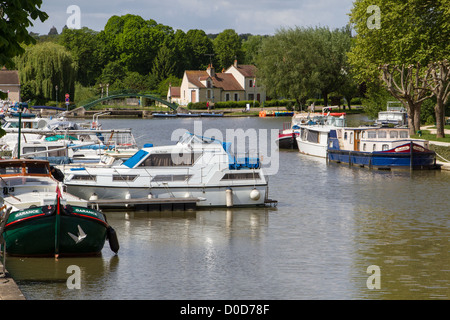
top-left (170, 60), bottom-right (266, 106)
top-left (0, 67), bottom-right (21, 102)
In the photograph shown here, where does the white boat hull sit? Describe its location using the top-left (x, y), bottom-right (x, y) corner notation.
top-left (296, 139), bottom-right (328, 158)
top-left (66, 184), bottom-right (268, 207)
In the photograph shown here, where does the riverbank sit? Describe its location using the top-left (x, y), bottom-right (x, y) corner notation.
top-left (0, 262), bottom-right (25, 300)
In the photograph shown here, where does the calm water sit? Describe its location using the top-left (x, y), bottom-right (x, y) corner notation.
top-left (5, 116), bottom-right (449, 300)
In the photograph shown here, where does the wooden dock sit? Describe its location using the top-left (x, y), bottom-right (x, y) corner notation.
top-left (88, 197), bottom-right (201, 211)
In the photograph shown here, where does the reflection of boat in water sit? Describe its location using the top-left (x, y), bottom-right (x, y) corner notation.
top-left (0, 159), bottom-right (119, 257)
top-left (61, 132), bottom-right (275, 208)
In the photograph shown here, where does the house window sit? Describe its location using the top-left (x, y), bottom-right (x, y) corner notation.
top-left (207, 80), bottom-right (212, 88)
top-left (248, 93), bottom-right (254, 101)
top-left (249, 79), bottom-right (253, 87)
top-left (207, 90), bottom-right (211, 99)
top-left (234, 93), bottom-right (239, 101)
top-left (225, 93), bottom-right (230, 101)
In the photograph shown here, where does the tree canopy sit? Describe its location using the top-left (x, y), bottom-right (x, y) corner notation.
top-left (0, 0), bottom-right (48, 68)
top-left (349, 0), bottom-right (450, 136)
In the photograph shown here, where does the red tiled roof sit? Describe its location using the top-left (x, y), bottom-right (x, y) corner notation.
top-left (186, 70), bottom-right (208, 88)
top-left (235, 65), bottom-right (257, 77)
top-left (185, 70), bottom-right (244, 91)
top-left (0, 70), bottom-right (20, 85)
top-left (212, 73), bottom-right (244, 91)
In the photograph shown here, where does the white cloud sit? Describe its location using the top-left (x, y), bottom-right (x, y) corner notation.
top-left (28, 0), bottom-right (354, 35)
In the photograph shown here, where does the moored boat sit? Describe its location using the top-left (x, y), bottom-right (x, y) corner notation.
top-left (60, 132), bottom-right (274, 208)
top-left (0, 159), bottom-right (119, 257)
top-left (295, 114), bottom-right (346, 157)
top-left (327, 127), bottom-right (438, 170)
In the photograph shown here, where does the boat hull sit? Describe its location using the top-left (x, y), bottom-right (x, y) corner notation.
top-left (277, 132), bottom-right (298, 149)
top-left (66, 184), bottom-right (268, 208)
top-left (327, 148), bottom-right (437, 169)
top-left (3, 205), bottom-right (108, 256)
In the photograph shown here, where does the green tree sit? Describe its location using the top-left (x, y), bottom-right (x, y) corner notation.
top-left (58, 27), bottom-right (101, 86)
top-left (0, 0), bottom-right (48, 68)
top-left (256, 27), bottom-right (321, 108)
top-left (151, 44), bottom-right (176, 83)
top-left (185, 29), bottom-right (214, 70)
top-left (213, 29), bottom-right (243, 70)
top-left (313, 26), bottom-right (353, 107)
top-left (15, 42), bottom-right (77, 103)
top-left (348, 0), bottom-right (450, 136)
top-left (242, 35), bottom-right (266, 65)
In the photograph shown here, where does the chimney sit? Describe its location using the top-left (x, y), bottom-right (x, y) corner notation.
top-left (207, 64), bottom-right (215, 77)
top-left (234, 57), bottom-right (238, 68)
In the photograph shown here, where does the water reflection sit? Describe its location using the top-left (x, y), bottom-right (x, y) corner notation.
top-left (6, 117), bottom-right (449, 300)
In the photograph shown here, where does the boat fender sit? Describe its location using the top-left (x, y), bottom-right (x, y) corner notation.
top-left (226, 187), bottom-right (233, 207)
top-left (106, 226), bottom-right (120, 254)
top-left (249, 188), bottom-right (261, 201)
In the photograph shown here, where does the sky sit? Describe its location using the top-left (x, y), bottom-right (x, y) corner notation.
top-left (28, 0), bottom-right (355, 36)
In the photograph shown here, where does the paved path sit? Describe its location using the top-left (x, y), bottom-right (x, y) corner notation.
top-left (0, 262), bottom-right (26, 300)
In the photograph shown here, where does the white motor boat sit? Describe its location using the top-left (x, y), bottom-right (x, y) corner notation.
top-left (60, 132), bottom-right (272, 208)
top-left (296, 114), bottom-right (346, 158)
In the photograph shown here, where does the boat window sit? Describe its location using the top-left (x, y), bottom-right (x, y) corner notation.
top-left (26, 164), bottom-right (49, 175)
top-left (349, 132), bottom-right (353, 144)
top-left (368, 131), bottom-right (377, 139)
top-left (344, 132), bottom-right (348, 140)
top-left (400, 131), bottom-right (408, 138)
top-left (112, 175), bottom-right (138, 182)
top-left (390, 131), bottom-right (399, 139)
top-left (306, 130), bottom-right (319, 143)
top-left (382, 144), bottom-right (389, 151)
top-left (363, 143), bottom-right (366, 151)
top-left (373, 144), bottom-right (376, 151)
top-left (0, 164), bottom-right (22, 175)
top-left (71, 175), bottom-right (96, 181)
top-left (361, 131), bottom-right (365, 139)
top-left (139, 153), bottom-right (201, 167)
top-left (378, 131), bottom-right (387, 138)
top-left (151, 175), bottom-right (192, 182)
top-left (221, 173), bottom-right (261, 180)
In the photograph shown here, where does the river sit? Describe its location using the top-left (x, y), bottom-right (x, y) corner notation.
top-left (5, 115), bottom-right (449, 300)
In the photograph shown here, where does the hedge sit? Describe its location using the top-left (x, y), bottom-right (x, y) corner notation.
top-left (187, 99), bottom-right (297, 110)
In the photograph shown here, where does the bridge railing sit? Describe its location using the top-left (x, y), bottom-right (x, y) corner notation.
top-left (78, 90), bottom-right (178, 111)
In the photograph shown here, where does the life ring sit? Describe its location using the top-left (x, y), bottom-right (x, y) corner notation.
top-left (259, 111), bottom-right (266, 117)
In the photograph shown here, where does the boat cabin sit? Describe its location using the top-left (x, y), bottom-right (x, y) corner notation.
top-left (0, 159), bottom-right (51, 177)
top-left (330, 127), bottom-right (429, 152)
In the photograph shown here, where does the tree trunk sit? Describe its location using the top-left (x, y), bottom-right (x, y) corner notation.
top-left (405, 101), bottom-right (416, 136)
top-left (413, 101), bottom-right (422, 133)
top-left (435, 98), bottom-right (445, 138)
top-left (322, 91), bottom-right (329, 107)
